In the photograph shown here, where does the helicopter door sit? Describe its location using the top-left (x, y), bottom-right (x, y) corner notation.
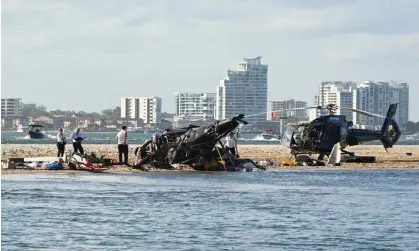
top-left (321, 124), bottom-right (340, 147)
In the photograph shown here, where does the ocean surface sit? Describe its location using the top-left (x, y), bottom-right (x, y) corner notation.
top-left (1, 131), bottom-right (282, 145)
top-left (1, 131), bottom-right (417, 145)
top-left (2, 169), bottom-right (419, 250)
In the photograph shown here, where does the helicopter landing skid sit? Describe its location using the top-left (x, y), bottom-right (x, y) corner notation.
top-left (342, 155), bottom-right (376, 163)
top-left (292, 151), bottom-right (376, 164)
top-left (341, 149), bottom-right (355, 156)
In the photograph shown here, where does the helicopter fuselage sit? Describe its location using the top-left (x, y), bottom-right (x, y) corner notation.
top-left (288, 114), bottom-right (396, 157)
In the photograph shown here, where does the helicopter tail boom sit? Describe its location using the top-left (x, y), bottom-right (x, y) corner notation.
top-left (379, 104), bottom-right (401, 150)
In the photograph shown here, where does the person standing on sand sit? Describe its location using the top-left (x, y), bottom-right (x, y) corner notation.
top-left (56, 128), bottom-right (66, 157)
top-left (225, 132), bottom-right (238, 156)
top-left (70, 128), bottom-right (86, 155)
top-left (116, 125), bottom-right (129, 166)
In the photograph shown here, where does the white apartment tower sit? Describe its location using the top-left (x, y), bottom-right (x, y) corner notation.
top-left (308, 95), bottom-right (319, 121)
top-left (1, 98), bottom-right (23, 117)
top-left (174, 92), bottom-right (216, 120)
top-left (121, 97), bottom-right (162, 124)
top-left (121, 97), bottom-right (140, 119)
top-left (267, 99), bottom-right (307, 121)
top-left (215, 57), bottom-right (268, 124)
top-left (356, 81), bottom-right (409, 127)
top-left (139, 97), bottom-right (162, 124)
top-left (393, 82), bottom-right (409, 127)
top-left (317, 81), bottom-right (357, 123)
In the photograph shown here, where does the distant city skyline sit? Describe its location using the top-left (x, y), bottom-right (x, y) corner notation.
top-left (2, 0), bottom-right (418, 120)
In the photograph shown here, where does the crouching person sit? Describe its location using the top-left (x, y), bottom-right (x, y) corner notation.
top-left (70, 128), bottom-right (86, 155)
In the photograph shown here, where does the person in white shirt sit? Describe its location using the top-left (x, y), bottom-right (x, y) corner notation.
top-left (70, 128), bottom-right (86, 155)
top-left (56, 128), bottom-right (66, 157)
top-left (225, 132), bottom-right (237, 156)
top-left (116, 125), bottom-right (129, 165)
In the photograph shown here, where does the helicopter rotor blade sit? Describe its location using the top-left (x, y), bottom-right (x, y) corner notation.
top-left (245, 106), bottom-right (320, 118)
top-left (341, 107), bottom-right (387, 118)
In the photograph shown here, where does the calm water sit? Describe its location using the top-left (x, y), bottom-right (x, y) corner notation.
top-left (1, 131), bottom-right (282, 145)
top-left (2, 131), bottom-right (416, 145)
top-left (2, 169), bottom-right (419, 250)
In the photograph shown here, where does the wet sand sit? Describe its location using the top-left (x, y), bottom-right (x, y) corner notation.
top-left (1, 144), bottom-right (419, 173)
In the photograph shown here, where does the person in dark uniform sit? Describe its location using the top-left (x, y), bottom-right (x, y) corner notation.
top-left (70, 128), bottom-right (86, 155)
top-left (56, 128), bottom-right (66, 157)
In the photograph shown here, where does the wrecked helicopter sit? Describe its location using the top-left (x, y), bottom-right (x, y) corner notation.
top-left (132, 114), bottom-right (266, 172)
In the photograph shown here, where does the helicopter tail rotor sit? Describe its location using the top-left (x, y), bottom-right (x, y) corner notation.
top-left (379, 104), bottom-right (401, 151)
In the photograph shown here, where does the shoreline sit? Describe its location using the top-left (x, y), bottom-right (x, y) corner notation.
top-left (2, 166), bottom-right (419, 175)
top-left (2, 144), bottom-right (419, 173)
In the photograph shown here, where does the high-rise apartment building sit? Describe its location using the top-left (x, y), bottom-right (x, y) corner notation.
top-left (393, 82), bottom-right (409, 127)
top-left (174, 92), bottom-right (216, 120)
top-left (120, 97), bottom-right (162, 124)
top-left (356, 81), bottom-right (409, 127)
top-left (267, 99), bottom-right (307, 121)
top-left (121, 97), bottom-right (140, 119)
top-left (215, 57), bottom-right (268, 124)
top-left (308, 95), bottom-right (319, 121)
top-left (317, 81), bottom-right (357, 123)
top-left (314, 81), bottom-right (409, 128)
top-left (1, 98), bottom-right (23, 117)
top-left (139, 97), bottom-right (162, 124)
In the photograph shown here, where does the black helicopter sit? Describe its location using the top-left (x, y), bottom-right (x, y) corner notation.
top-left (133, 114), bottom-right (265, 171)
top-left (280, 103), bottom-right (402, 163)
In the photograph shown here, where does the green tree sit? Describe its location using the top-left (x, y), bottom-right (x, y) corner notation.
top-left (405, 121), bottom-right (419, 133)
top-left (101, 109), bottom-right (114, 117)
top-left (22, 106), bottom-right (35, 117)
top-left (113, 106), bottom-right (121, 118)
top-left (37, 105), bottom-right (47, 112)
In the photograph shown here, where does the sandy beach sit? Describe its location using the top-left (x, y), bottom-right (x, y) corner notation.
top-left (1, 144), bottom-right (419, 173)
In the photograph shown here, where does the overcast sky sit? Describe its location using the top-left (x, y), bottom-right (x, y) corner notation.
top-left (2, 0), bottom-right (418, 120)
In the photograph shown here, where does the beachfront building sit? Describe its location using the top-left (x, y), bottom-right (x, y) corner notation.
top-left (393, 82), bottom-right (409, 127)
top-left (139, 97), bottom-right (162, 125)
top-left (313, 81), bottom-right (410, 128)
top-left (121, 96), bottom-right (162, 124)
top-left (308, 95), bottom-right (319, 121)
top-left (1, 97), bottom-right (23, 118)
top-left (121, 97), bottom-right (140, 119)
top-left (215, 56), bottom-right (268, 124)
top-left (174, 92), bottom-right (216, 120)
top-left (316, 81), bottom-right (357, 123)
top-left (355, 81), bottom-right (409, 128)
top-left (267, 99), bottom-right (307, 121)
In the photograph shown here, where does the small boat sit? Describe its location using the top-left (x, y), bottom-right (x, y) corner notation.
top-left (27, 124), bottom-right (45, 139)
top-left (260, 129), bottom-right (280, 140)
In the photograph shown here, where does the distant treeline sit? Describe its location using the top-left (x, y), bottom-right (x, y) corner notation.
top-left (405, 121), bottom-right (419, 133)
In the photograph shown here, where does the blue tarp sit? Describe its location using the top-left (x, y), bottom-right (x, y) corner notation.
top-left (45, 162), bottom-right (64, 170)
